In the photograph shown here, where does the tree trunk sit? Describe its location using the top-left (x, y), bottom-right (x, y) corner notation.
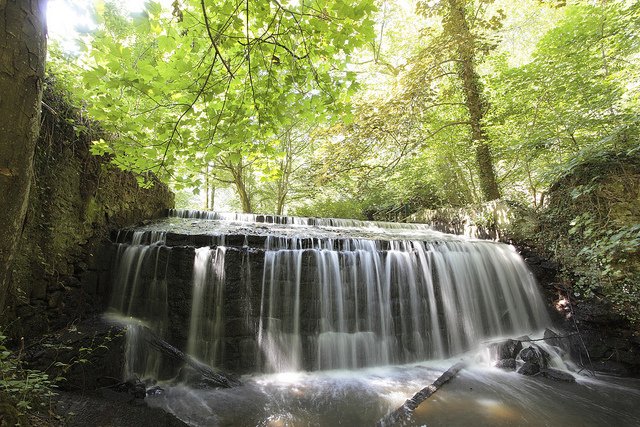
top-left (376, 362), bottom-right (466, 426)
top-left (141, 326), bottom-right (241, 388)
top-left (447, 0), bottom-right (500, 201)
top-left (204, 164), bottom-right (210, 210)
top-left (230, 163), bottom-right (252, 213)
top-left (0, 0), bottom-right (47, 316)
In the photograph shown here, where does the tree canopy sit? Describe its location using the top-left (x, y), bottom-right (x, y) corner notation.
top-left (47, 0), bottom-right (639, 215)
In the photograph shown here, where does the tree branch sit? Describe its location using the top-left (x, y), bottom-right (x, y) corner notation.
top-left (200, 0), bottom-right (234, 77)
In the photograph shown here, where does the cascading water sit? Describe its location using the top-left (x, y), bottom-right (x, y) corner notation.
top-left (187, 246), bottom-right (227, 367)
top-left (109, 230), bottom-right (169, 379)
top-left (105, 210), bottom-right (640, 426)
top-left (254, 236), bottom-right (548, 372)
top-left (108, 211), bottom-right (548, 375)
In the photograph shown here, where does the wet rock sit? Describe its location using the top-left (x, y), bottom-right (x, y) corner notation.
top-left (541, 368), bottom-right (576, 383)
top-left (99, 388), bottom-right (136, 404)
top-left (518, 361), bottom-right (540, 376)
top-left (55, 390), bottom-right (188, 427)
top-left (495, 358), bottom-right (517, 371)
top-left (146, 385), bottom-right (165, 396)
top-left (116, 379), bottom-right (147, 399)
top-left (592, 360), bottom-right (631, 377)
top-left (519, 345), bottom-right (549, 368)
top-left (24, 317), bottom-right (126, 392)
top-left (490, 339), bottom-right (523, 361)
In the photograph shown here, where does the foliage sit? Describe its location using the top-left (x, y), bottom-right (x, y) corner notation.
top-left (55, 0), bottom-right (377, 209)
top-left (0, 333), bottom-right (56, 415)
top-left (46, 0), bottom-right (640, 220)
top-left (486, 1), bottom-right (640, 205)
top-left (541, 151), bottom-right (640, 326)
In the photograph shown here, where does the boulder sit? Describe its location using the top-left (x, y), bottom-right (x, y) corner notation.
top-left (519, 344), bottom-right (549, 369)
top-left (517, 361), bottom-right (540, 376)
top-left (490, 339), bottom-right (523, 361)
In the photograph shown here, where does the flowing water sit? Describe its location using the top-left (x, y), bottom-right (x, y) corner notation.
top-left (107, 210), bottom-right (640, 426)
top-left (144, 362), bottom-right (640, 426)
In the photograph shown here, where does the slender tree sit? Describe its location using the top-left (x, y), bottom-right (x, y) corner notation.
top-left (0, 0), bottom-right (47, 315)
top-left (444, 0), bottom-right (500, 200)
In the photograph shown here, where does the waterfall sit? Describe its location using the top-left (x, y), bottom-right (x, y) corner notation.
top-left (255, 237), bottom-right (548, 372)
top-left (187, 246), bottom-right (227, 367)
top-left (108, 213), bottom-right (550, 378)
top-left (109, 231), bottom-right (169, 379)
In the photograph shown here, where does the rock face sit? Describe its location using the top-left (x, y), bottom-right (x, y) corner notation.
top-left (4, 83), bottom-right (174, 338)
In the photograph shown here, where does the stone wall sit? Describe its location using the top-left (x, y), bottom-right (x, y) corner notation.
top-left (4, 83), bottom-right (174, 338)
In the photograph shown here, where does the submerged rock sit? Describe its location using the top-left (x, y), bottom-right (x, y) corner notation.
top-left (541, 368), bottom-right (576, 383)
top-left (147, 385), bottom-right (165, 396)
top-left (117, 378), bottom-right (147, 399)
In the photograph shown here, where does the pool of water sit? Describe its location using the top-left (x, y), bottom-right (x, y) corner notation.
top-left (146, 360), bottom-right (640, 426)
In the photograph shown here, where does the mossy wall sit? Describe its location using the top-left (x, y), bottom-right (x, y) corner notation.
top-left (4, 82), bottom-right (174, 337)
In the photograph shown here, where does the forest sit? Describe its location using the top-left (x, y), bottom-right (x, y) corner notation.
top-left (1, 0), bottom-right (639, 425)
top-left (44, 0), bottom-right (639, 217)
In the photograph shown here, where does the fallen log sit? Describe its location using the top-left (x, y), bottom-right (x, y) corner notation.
top-left (376, 361), bottom-right (465, 427)
top-left (140, 327), bottom-right (241, 388)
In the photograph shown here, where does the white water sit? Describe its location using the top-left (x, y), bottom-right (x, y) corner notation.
top-left (168, 208), bottom-right (434, 230)
top-left (110, 231), bottom-right (168, 379)
top-left (187, 246), bottom-right (227, 367)
top-left (256, 236), bottom-right (548, 372)
top-left (110, 215), bottom-right (551, 374)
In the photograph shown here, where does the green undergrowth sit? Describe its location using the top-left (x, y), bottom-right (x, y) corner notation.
top-left (540, 150), bottom-right (640, 327)
top-left (0, 333), bottom-right (58, 425)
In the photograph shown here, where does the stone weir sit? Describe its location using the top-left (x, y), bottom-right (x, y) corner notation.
top-left (107, 210), bottom-right (550, 379)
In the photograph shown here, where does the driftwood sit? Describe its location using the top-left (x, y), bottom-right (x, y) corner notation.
top-left (376, 362), bottom-right (466, 427)
top-left (140, 327), bottom-right (241, 388)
